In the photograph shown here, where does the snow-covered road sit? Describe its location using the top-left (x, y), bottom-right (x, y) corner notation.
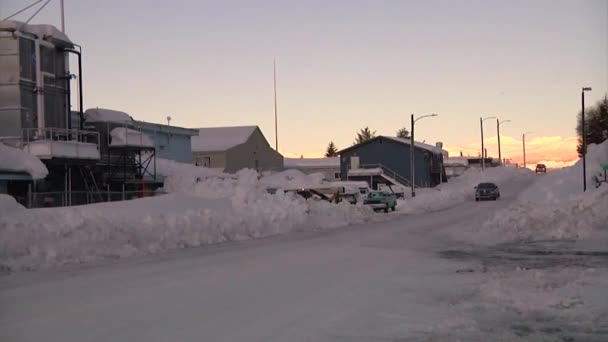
top-left (1, 175), bottom-right (607, 341)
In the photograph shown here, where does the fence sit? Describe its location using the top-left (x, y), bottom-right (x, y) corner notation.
top-left (26, 190), bottom-right (167, 208)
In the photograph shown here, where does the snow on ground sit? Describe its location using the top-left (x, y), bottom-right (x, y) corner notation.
top-left (396, 166), bottom-right (531, 214)
top-left (472, 140), bottom-right (608, 244)
top-left (0, 167), bottom-right (375, 271)
top-left (0, 142), bottom-right (48, 179)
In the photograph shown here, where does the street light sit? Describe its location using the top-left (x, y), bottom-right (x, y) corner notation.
top-left (497, 119), bottom-right (511, 166)
top-left (523, 131), bottom-right (533, 169)
top-left (582, 87), bottom-right (592, 191)
top-left (166, 115), bottom-right (172, 126)
top-left (410, 113), bottom-right (438, 198)
top-left (480, 116), bottom-right (497, 170)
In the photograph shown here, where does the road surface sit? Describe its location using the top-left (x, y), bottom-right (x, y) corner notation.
top-left (1, 175), bottom-right (606, 341)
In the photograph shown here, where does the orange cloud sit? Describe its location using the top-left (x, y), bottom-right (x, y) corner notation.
top-left (445, 135), bottom-right (579, 169)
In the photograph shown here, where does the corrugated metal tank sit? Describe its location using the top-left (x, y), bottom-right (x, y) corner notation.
top-left (0, 21), bottom-right (73, 137)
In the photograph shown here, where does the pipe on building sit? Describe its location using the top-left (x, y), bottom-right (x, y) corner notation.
top-left (62, 47), bottom-right (84, 129)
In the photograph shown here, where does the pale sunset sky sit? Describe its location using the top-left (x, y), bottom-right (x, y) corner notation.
top-left (2, 0), bottom-right (607, 167)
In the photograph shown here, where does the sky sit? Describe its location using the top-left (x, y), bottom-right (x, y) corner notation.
top-left (2, 0), bottom-right (607, 166)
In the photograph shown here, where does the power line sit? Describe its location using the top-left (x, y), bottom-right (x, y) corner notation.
top-left (2, 0), bottom-right (44, 21)
top-left (23, 0), bottom-right (52, 25)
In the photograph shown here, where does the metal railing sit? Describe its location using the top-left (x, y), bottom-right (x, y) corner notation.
top-left (22, 127), bottom-right (100, 146)
top-left (26, 190), bottom-right (167, 208)
top-left (355, 164), bottom-right (412, 187)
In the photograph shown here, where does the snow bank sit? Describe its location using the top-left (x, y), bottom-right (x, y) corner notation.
top-left (0, 194), bottom-right (25, 215)
top-left (519, 140), bottom-right (608, 203)
top-left (477, 140), bottom-right (608, 243)
top-left (260, 169), bottom-right (326, 190)
top-left (397, 167), bottom-right (529, 214)
top-left (155, 158), bottom-right (228, 193)
top-left (482, 185), bottom-right (608, 242)
top-left (0, 167), bottom-right (374, 271)
top-left (0, 142), bottom-right (48, 179)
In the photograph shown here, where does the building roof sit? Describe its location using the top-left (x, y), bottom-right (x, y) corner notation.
top-left (134, 121), bottom-right (198, 136)
top-left (191, 126), bottom-right (258, 152)
top-left (284, 157), bottom-right (339, 169)
top-left (85, 108), bottom-right (133, 123)
top-left (0, 20), bottom-right (73, 47)
top-left (338, 135), bottom-right (447, 155)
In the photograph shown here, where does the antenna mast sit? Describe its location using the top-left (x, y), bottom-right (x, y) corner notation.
top-left (273, 59), bottom-right (278, 151)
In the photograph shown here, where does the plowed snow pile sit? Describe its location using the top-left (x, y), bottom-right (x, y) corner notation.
top-left (481, 140), bottom-right (608, 243)
top-left (0, 168), bottom-right (375, 271)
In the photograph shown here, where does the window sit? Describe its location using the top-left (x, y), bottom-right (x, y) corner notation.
top-left (333, 172), bottom-right (341, 179)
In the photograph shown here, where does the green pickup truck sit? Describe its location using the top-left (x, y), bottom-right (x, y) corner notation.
top-left (364, 191), bottom-right (397, 213)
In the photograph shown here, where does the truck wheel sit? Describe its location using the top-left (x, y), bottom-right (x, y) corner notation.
top-left (384, 205), bottom-right (389, 213)
top-left (391, 205), bottom-right (396, 212)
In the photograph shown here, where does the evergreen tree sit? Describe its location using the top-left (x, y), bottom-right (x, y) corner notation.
top-left (354, 127), bottom-right (376, 145)
top-left (325, 141), bottom-right (339, 157)
top-left (577, 95), bottom-right (608, 156)
top-left (396, 127), bottom-right (410, 139)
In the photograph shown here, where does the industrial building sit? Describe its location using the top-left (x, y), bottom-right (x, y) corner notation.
top-left (191, 126), bottom-right (283, 173)
top-left (338, 136), bottom-right (447, 190)
top-left (84, 108), bottom-right (198, 163)
top-left (0, 20), bottom-right (174, 207)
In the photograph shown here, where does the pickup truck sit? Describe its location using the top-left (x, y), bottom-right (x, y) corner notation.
top-left (364, 191), bottom-right (397, 213)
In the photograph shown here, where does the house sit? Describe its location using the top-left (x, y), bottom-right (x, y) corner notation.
top-left (191, 126), bottom-right (283, 173)
top-left (84, 108), bottom-right (198, 163)
top-left (283, 157), bottom-right (340, 181)
top-left (338, 136), bottom-right (447, 190)
top-left (444, 156), bottom-right (503, 178)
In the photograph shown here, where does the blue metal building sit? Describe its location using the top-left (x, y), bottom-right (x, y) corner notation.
top-left (338, 136), bottom-right (447, 189)
top-left (134, 121), bottom-right (198, 163)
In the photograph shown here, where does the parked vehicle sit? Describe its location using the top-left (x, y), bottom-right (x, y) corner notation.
top-left (378, 183), bottom-right (406, 199)
top-left (364, 191), bottom-right (397, 213)
top-left (475, 182), bottom-right (500, 201)
top-left (535, 164), bottom-right (547, 173)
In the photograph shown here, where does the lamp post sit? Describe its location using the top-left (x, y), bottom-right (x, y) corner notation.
top-left (166, 116), bottom-right (171, 126)
top-left (582, 87), bottom-right (592, 191)
top-left (497, 119), bottom-right (511, 166)
top-left (480, 116), bottom-right (497, 170)
top-left (523, 132), bottom-right (533, 169)
top-left (410, 113), bottom-right (438, 197)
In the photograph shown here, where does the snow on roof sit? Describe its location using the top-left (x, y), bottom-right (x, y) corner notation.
top-left (110, 128), bottom-right (154, 148)
top-left (284, 157), bottom-right (339, 169)
top-left (382, 136), bottom-right (448, 155)
top-left (0, 20), bottom-right (72, 46)
top-left (0, 142), bottom-right (48, 179)
top-left (85, 108), bottom-right (134, 123)
top-left (191, 126), bottom-right (257, 152)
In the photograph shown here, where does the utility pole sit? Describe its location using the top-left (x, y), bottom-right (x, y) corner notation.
top-left (410, 114), bottom-right (438, 197)
top-left (60, 0), bottom-right (65, 32)
top-left (523, 133), bottom-right (526, 168)
top-left (480, 117), bottom-right (485, 170)
top-left (273, 59), bottom-right (278, 151)
top-left (582, 87), bottom-right (592, 191)
top-left (497, 119), bottom-right (501, 166)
